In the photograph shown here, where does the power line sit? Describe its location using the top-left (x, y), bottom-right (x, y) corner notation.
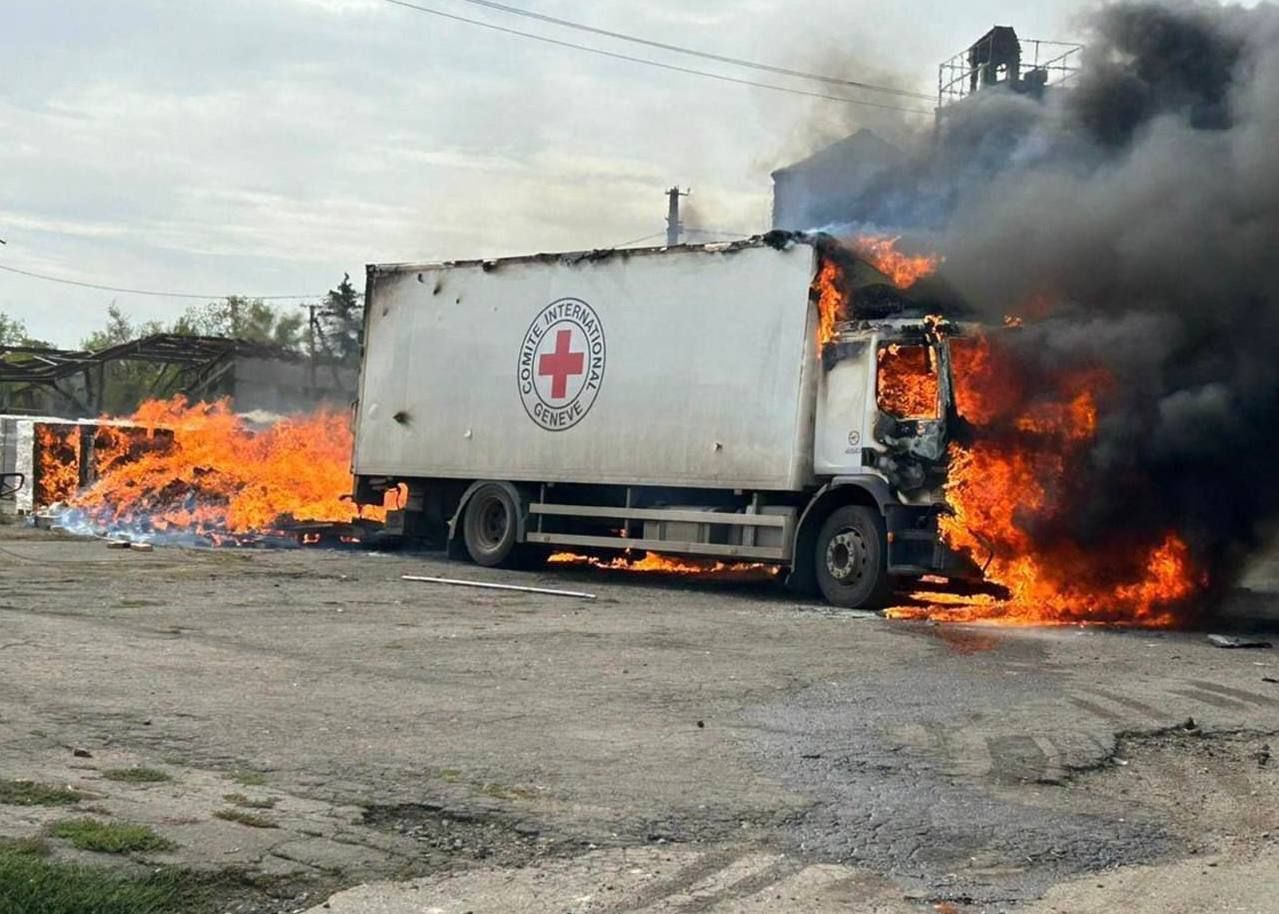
top-left (0, 262), bottom-right (322, 301)
top-left (448, 0), bottom-right (935, 101)
top-left (379, 0), bottom-right (935, 116)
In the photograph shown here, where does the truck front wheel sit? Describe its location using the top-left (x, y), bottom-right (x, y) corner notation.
top-left (462, 484), bottom-right (519, 567)
top-left (814, 505), bottom-right (892, 609)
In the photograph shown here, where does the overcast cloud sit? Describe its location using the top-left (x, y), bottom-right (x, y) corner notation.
top-left (1, 0), bottom-right (1087, 345)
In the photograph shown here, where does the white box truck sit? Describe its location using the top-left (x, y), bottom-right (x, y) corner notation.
top-left (352, 233), bottom-right (970, 608)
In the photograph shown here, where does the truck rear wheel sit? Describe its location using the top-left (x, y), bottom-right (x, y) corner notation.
top-left (815, 505), bottom-right (892, 609)
top-left (462, 484), bottom-right (519, 567)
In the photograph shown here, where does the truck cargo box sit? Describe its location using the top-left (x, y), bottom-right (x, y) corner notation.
top-left (355, 241), bottom-right (821, 491)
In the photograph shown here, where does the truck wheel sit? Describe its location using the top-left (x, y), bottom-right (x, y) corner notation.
top-left (814, 505), bottom-right (892, 609)
top-left (462, 484), bottom-right (519, 567)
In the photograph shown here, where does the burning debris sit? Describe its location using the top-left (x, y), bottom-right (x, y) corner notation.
top-left (48, 397), bottom-right (389, 544)
top-left (35, 424), bottom-right (81, 507)
top-left (548, 552), bottom-right (777, 580)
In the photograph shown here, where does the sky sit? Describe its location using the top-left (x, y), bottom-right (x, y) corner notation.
top-left (0, 0), bottom-right (1091, 347)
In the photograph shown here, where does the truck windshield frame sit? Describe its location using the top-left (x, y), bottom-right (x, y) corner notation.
top-left (876, 341), bottom-right (942, 421)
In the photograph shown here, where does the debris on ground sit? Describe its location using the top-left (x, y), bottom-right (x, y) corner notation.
top-left (402, 575), bottom-right (597, 601)
top-left (1207, 635), bottom-right (1274, 650)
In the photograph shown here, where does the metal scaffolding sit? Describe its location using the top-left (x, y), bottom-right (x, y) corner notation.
top-left (0, 334), bottom-right (300, 416)
top-left (938, 27), bottom-right (1083, 112)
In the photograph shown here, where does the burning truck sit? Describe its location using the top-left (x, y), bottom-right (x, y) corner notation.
top-left (351, 233), bottom-right (984, 609)
top-left (26, 231), bottom-right (1201, 626)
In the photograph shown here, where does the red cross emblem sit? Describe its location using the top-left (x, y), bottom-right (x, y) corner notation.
top-left (518, 298), bottom-right (606, 432)
top-left (538, 329), bottom-right (585, 400)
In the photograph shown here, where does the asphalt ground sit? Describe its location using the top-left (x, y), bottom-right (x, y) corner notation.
top-left (0, 525), bottom-right (1276, 913)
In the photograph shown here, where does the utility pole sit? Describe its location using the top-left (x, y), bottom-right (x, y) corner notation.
top-left (666, 187), bottom-right (689, 247)
top-left (307, 304), bottom-right (318, 393)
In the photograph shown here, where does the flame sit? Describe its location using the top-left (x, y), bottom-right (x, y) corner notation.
top-left (65, 397), bottom-right (387, 537)
top-left (35, 424), bottom-right (81, 507)
top-left (811, 237), bottom-right (941, 349)
top-left (890, 332), bottom-right (1202, 627)
top-left (878, 344), bottom-right (940, 419)
top-left (813, 260), bottom-right (845, 347)
top-left (853, 235), bottom-right (941, 289)
top-left (549, 551), bottom-right (776, 579)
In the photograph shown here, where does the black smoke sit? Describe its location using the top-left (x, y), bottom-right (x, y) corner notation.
top-left (797, 2), bottom-right (1279, 611)
top-left (930, 1), bottom-right (1279, 608)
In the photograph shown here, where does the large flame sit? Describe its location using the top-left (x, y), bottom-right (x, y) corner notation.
top-left (66, 397), bottom-right (385, 537)
top-left (814, 260), bottom-right (844, 347)
top-left (853, 235), bottom-right (942, 289)
top-left (877, 343), bottom-right (940, 419)
top-left (812, 236), bottom-right (941, 348)
top-left (890, 333), bottom-right (1201, 627)
top-left (36, 424), bottom-right (81, 506)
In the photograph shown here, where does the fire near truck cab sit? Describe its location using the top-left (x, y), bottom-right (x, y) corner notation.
top-left (352, 232), bottom-right (972, 608)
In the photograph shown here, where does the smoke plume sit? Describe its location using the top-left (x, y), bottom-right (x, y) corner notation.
top-left (930, 1), bottom-right (1279, 609)
top-left (798, 2), bottom-right (1279, 617)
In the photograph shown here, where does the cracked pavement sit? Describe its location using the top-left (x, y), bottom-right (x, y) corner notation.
top-left (0, 526), bottom-right (1277, 912)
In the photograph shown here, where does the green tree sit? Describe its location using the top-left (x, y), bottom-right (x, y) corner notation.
top-left (80, 303), bottom-right (166, 414)
top-left (0, 311), bottom-right (47, 412)
top-left (172, 297), bottom-right (303, 351)
top-left (80, 303), bottom-right (161, 351)
top-left (0, 311), bottom-right (31, 346)
top-left (317, 274), bottom-right (363, 364)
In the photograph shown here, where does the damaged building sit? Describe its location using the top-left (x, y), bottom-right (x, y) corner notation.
top-left (0, 334), bottom-right (357, 419)
top-left (771, 26), bottom-right (1083, 232)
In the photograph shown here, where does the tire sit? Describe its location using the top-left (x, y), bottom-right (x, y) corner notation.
top-left (814, 505), bottom-right (892, 609)
top-left (462, 484), bottom-right (520, 567)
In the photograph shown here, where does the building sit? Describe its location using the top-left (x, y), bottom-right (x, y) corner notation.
top-left (771, 26), bottom-right (1083, 233)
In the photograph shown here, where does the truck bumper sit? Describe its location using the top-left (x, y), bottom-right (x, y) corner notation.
top-left (884, 504), bottom-right (979, 578)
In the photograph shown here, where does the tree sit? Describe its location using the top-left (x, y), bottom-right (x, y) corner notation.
top-left (81, 303), bottom-right (161, 351)
top-left (317, 274), bottom-right (363, 364)
top-left (0, 311), bottom-right (55, 412)
top-left (80, 303), bottom-right (166, 414)
top-left (172, 297), bottom-right (303, 351)
top-left (0, 311), bottom-right (31, 346)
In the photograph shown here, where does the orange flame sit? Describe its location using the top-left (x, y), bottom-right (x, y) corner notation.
top-left (811, 237), bottom-right (941, 349)
top-left (877, 344), bottom-right (940, 419)
top-left (890, 333), bottom-right (1201, 627)
top-left (67, 397), bottom-right (386, 535)
top-left (813, 260), bottom-right (845, 347)
top-left (549, 552), bottom-right (775, 579)
top-left (35, 424), bottom-right (81, 507)
top-left (853, 235), bottom-right (941, 289)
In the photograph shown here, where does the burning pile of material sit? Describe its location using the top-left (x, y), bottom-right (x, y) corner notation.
top-left (61, 397), bottom-right (384, 540)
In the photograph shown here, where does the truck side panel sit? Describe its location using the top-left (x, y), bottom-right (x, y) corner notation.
top-left (354, 244), bottom-right (819, 491)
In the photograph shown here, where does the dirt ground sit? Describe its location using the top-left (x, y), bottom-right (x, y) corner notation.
top-left (1, 524), bottom-right (1277, 913)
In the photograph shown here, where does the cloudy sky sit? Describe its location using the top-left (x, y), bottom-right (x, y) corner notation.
top-left (1, 0), bottom-right (1088, 346)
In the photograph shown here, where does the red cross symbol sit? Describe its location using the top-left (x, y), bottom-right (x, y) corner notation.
top-left (538, 328), bottom-right (585, 400)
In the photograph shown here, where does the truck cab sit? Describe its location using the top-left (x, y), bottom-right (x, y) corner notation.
top-left (796, 315), bottom-right (975, 607)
